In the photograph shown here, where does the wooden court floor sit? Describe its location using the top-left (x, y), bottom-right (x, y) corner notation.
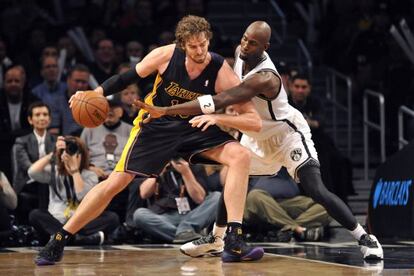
top-left (2, 242), bottom-right (411, 275)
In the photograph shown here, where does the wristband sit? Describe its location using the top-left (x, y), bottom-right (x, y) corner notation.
top-left (197, 95), bottom-right (215, 114)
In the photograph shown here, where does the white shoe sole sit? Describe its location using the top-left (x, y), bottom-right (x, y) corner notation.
top-left (361, 235), bottom-right (383, 260)
top-left (180, 248), bottom-right (223, 258)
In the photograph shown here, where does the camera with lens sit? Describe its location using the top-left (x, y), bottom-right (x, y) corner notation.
top-left (65, 138), bottom-right (79, 156)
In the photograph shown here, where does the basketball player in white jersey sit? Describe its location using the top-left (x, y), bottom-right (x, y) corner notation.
top-left (135, 21), bottom-right (383, 260)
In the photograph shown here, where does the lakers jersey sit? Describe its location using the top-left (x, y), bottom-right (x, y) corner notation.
top-left (148, 47), bottom-right (224, 121)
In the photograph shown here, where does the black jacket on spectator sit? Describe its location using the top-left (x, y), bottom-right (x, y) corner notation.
top-left (0, 90), bottom-right (39, 179)
top-left (13, 132), bottom-right (56, 194)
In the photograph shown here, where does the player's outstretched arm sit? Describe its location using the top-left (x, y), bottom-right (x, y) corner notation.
top-left (98, 45), bottom-right (173, 96)
top-left (69, 45), bottom-right (174, 107)
top-left (134, 71), bottom-right (279, 118)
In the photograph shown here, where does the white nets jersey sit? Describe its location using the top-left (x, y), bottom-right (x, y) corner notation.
top-left (233, 51), bottom-right (318, 180)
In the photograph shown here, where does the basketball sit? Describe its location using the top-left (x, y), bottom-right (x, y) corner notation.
top-left (71, 91), bottom-right (109, 128)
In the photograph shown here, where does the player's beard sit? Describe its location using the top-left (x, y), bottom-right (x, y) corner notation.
top-left (190, 53), bottom-right (207, 64)
top-left (240, 52), bottom-right (263, 64)
top-left (239, 51), bottom-right (248, 61)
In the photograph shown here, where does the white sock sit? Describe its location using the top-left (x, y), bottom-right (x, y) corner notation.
top-left (350, 223), bottom-right (367, 241)
top-left (213, 223), bottom-right (226, 239)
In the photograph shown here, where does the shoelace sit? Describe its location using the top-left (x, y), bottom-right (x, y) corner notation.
top-left (359, 235), bottom-right (378, 248)
top-left (193, 234), bottom-right (215, 245)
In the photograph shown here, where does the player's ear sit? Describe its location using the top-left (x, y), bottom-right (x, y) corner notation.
top-left (264, 42), bottom-right (270, 51)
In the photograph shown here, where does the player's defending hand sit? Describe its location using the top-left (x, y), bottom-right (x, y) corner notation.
top-left (133, 100), bottom-right (167, 123)
top-left (189, 115), bottom-right (218, 131)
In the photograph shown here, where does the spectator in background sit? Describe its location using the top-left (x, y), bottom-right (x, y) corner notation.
top-left (119, 84), bottom-right (141, 125)
top-left (57, 36), bottom-right (82, 80)
top-left (0, 38), bottom-right (13, 89)
top-left (13, 102), bottom-right (56, 223)
top-left (31, 56), bottom-right (67, 120)
top-left (28, 136), bottom-right (119, 245)
top-left (0, 66), bottom-right (39, 179)
top-left (89, 28), bottom-right (107, 50)
top-left (90, 38), bottom-right (117, 83)
top-left (133, 159), bottom-right (220, 244)
top-left (126, 0), bottom-right (158, 46)
top-left (41, 46), bottom-right (58, 59)
top-left (277, 60), bottom-right (292, 94)
top-left (289, 74), bottom-right (355, 203)
top-left (15, 28), bottom-right (47, 86)
top-left (114, 42), bottom-right (126, 66)
top-left (116, 62), bottom-right (148, 108)
top-left (81, 99), bottom-right (132, 180)
top-left (0, 170), bottom-right (17, 246)
top-left (244, 169), bottom-right (331, 242)
top-left (126, 40), bottom-right (144, 67)
top-left (114, 63), bottom-right (141, 124)
top-left (49, 64), bottom-right (90, 136)
top-left (81, 99), bottom-right (136, 225)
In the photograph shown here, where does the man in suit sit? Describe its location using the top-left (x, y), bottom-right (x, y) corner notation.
top-left (13, 101), bottom-right (55, 223)
top-left (0, 66), bottom-right (39, 179)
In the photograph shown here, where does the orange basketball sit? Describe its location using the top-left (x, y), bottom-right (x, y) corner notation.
top-left (71, 91), bottom-right (109, 128)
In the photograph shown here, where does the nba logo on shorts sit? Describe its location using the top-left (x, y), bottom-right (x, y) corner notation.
top-left (290, 148), bottom-right (302, 161)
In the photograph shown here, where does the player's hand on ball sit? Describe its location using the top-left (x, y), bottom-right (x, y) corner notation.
top-left (133, 100), bottom-right (167, 121)
top-left (189, 115), bottom-right (218, 131)
top-left (69, 90), bottom-right (86, 108)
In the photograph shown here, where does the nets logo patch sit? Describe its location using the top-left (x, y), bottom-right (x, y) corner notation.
top-left (290, 148), bottom-right (302, 161)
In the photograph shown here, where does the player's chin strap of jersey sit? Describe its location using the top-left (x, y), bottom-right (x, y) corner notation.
top-left (101, 68), bottom-right (142, 96)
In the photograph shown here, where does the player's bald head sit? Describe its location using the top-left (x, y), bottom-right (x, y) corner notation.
top-left (246, 21), bottom-right (271, 45)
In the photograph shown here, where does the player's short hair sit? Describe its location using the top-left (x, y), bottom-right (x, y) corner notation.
top-left (175, 15), bottom-right (212, 49)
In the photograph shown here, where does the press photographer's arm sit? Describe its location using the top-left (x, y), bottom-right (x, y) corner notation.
top-left (171, 160), bottom-right (205, 204)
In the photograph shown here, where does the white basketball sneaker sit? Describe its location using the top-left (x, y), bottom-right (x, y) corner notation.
top-left (180, 233), bottom-right (224, 257)
top-left (359, 234), bottom-right (384, 260)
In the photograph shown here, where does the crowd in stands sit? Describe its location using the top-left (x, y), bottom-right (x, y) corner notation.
top-left (5, 0), bottom-right (412, 247)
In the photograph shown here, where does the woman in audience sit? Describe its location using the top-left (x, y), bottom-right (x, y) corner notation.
top-left (28, 136), bottom-right (119, 245)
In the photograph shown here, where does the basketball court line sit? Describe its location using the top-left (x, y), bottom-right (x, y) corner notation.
top-left (264, 251), bottom-right (381, 270)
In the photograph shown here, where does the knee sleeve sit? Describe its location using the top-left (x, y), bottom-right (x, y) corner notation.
top-left (297, 163), bottom-right (357, 230)
top-left (297, 164), bottom-right (325, 202)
